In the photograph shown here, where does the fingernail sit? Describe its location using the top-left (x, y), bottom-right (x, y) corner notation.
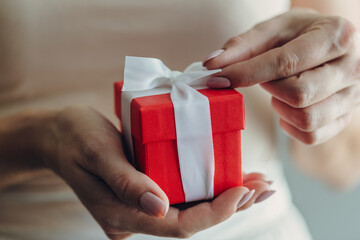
top-left (237, 189), bottom-right (255, 209)
top-left (206, 77), bottom-right (231, 88)
top-left (254, 190), bottom-right (276, 204)
top-left (140, 192), bottom-right (168, 218)
top-left (202, 49), bottom-right (224, 65)
top-left (266, 180), bottom-right (274, 185)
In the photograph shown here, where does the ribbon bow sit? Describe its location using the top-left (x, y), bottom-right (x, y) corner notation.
top-left (122, 56), bottom-right (221, 202)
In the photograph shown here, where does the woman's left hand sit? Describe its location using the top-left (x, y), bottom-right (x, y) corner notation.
top-left (204, 8), bottom-right (360, 145)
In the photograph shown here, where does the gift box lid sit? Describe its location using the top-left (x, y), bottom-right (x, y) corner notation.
top-left (114, 81), bottom-right (244, 144)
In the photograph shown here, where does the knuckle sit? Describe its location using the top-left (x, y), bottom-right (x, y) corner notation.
top-left (225, 35), bottom-right (255, 59)
top-left (276, 50), bottom-right (300, 77)
top-left (224, 35), bottom-right (255, 61)
top-left (111, 173), bottom-right (132, 201)
top-left (253, 22), bottom-right (268, 33)
top-left (81, 137), bottom-right (105, 164)
top-left (297, 108), bottom-right (318, 131)
top-left (287, 86), bottom-right (313, 108)
top-left (328, 16), bottom-right (357, 53)
top-left (81, 137), bottom-right (116, 167)
top-left (301, 131), bottom-right (318, 145)
top-left (225, 35), bottom-right (246, 47)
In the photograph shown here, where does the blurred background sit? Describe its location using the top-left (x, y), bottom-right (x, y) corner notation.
top-left (279, 130), bottom-right (360, 240)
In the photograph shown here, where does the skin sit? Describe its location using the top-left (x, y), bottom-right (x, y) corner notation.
top-left (290, 0), bottom-right (360, 190)
top-left (1, 0), bottom-right (359, 239)
top-left (205, 1), bottom-right (360, 190)
top-left (0, 107), bottom-right (270, 239)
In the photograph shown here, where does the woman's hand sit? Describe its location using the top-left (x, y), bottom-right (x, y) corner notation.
top-left (40, 106), bottom-right (272, 239)
top-left (204, 8), bottom-right (360, 145)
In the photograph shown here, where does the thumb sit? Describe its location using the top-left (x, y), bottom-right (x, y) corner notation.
top-left (203, 19), bottom-right (286, 70)
top-left (109, 164), bottom-right (170, 218)
top-left (95, 150), bottom-right (170, 218)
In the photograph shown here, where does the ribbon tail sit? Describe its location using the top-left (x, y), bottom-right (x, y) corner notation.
top-left (171, 82), bottom-right (215, 202)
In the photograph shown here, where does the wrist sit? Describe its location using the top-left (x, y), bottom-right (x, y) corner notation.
top-left (30, 109), bottom-right (63, 172)
top-left (0, 109), bottom-right (59, 187)
top-left (0, 109), bottom-right (58, 170)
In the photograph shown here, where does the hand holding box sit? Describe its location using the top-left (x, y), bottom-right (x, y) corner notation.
top-left (114, 57), bottom-right (244, 204)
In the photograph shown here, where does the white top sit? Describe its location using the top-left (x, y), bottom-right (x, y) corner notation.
top-left (0, 1), bottom-right (312, 239)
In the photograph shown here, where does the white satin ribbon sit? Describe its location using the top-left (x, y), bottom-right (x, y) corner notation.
top-left (121, 56), bottom-right (221, 202)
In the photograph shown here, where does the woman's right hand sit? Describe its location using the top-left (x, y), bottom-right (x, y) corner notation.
top-left (40, 106), bottom-right (273, 239)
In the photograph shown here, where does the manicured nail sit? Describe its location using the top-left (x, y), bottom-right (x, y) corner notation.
top-left (140, 192), bottom-right (168, 218)
top-left (254, 190), bottom-right (276, 203)
top-left (206, 77), bottom-right (231, 88)
top-left (202, 49), bottom-right (224, 65)
top-left (266, 180), bottom-right (274, 185)
top-left (237, 189), bottom-right (255, 209)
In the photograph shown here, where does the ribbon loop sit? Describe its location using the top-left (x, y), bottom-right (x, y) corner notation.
top-left (122, 56), bottom-right (221, 202)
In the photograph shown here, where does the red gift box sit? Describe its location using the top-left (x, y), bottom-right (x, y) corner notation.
top-left (114, 81), bottom-right (245, 205)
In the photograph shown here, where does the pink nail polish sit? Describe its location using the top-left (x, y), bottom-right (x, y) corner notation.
top-left (237, 189), bottom-right (255, 209)
top-left (254, 190), bottom-right (276, 203)
top-left (206, 77), bottom-right (231, 88)
top-left (202, 49), bottom-right (224, 65)
top-left (140, 192), bottom-right (168, 218)
top-left (266, 180), bottom-right (274, 185)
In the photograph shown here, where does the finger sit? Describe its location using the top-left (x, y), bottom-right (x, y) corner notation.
top-left (279, 113), bottom-right (353, 145)
top-left (70, 167), bottom-right (253, 238)
top-left (203, 9), bottom-right (318, 69)
top-left (61, 107), bottom-right (169, 218)
top-left (260, 59), bottom-right (355, 108)
top-left (79, 131), bottom-right (169, 218)
top-left (272, 85), bottom-right (360, 132)
top-left (243, 172), bottom-right (274, 185)
top-left (66, 165), bottom-right (174, 237)
top-left (63, 164), bottom-right (138, 237)
top-left (219, 19), bottom-right (353, 88)
top-left (204, 22), bottom-right (287, 69)
top-left (177, 186), bottom-right (249, 234)
top-left (124, 186), bottom-right (250, 238)
top-left (100, 155), bottom-right (169, 218)
top-left (237, 180), bottom-right (273, 211)
top-left (243, 172), bottom-right (266, 183)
